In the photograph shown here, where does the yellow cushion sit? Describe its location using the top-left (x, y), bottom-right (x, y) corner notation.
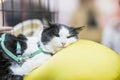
top-left (24, 40), bottom-right (120, 80)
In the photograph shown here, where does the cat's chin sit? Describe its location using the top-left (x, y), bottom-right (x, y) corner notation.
top-left (56, 46), bottom-right (66, 51)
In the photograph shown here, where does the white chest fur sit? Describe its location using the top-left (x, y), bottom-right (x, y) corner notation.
top-left (10, 37), bottom-right (51, 75)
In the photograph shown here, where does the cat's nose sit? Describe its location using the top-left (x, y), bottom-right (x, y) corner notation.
top-left (61, 42), bottom-right (66, 46)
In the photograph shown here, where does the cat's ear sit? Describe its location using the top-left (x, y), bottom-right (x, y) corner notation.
top-left (42, 18), bottom-right (52, 29)
top-left (17, 34), bottom-right (27, 41)
top-left (74, 26), bottom-right (85, 33)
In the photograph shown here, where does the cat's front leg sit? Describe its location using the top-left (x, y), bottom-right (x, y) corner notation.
top-left (0, 75), bottom-right (23, 80)
top-left (10, 75), bottom-right (23, 80)
top-left (20, 53), bottom-right (51, 75)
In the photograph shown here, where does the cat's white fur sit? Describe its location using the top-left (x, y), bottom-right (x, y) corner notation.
top-left (10, 37), bottom-right (51, 75)
top-left (10, 26), bottom-right (77, 75)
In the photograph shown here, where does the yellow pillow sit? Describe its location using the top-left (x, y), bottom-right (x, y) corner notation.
top-left (24, 40), bottom-right (120, 80)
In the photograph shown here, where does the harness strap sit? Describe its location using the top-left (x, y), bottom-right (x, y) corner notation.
top-left (24, 49), bottom-right (42, 58)
top-left (16, 41), bottom-right (22, 55)
top-left (0, 34), bottom-right (52, 66)
top-left (0, 34), bottom-right (21, 64)
top-left (23, 48), bottom-right (51, 58)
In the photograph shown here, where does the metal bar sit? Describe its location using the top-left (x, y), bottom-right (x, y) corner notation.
top-left (21, 0), bottom-right (26, 20)
top-left (29, 0), bottom-right (33, 35)
top-left (39, 0), bottom-right (42, 10)
top-left (1, 0), bottom-right (5, 26)
top-left (11, 0), bottom-right (14, 27)
top-left (47, 0), bottom-right (52, 21)
top-left (21, 0), bottom-right (25, 33)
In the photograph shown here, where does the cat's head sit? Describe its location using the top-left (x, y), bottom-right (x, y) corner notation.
top-left (40, 19), bottom-right (84, 53)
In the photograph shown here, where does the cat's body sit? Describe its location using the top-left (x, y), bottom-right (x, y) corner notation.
top-left (0, 20), bottom-right (84, 80)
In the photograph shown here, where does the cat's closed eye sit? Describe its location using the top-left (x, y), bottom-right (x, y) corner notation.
top-left (67, 35), bottom-right (76, 38)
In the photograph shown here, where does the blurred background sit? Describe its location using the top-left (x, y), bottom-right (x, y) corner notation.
top-left (0, 0), bottom-right (120, 54)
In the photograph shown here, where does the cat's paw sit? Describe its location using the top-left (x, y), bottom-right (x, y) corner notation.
top-left (12, 67), bottom-right (24, 75)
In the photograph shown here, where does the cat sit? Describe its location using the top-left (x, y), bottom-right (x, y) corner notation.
top-left (0, 20), bottom-right (84, 80)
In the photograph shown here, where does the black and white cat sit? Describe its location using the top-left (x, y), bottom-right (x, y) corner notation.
top-left (0, 20), bottom-right (84, 80)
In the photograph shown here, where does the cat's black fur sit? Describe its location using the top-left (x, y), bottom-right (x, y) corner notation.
top-left (0, 33), bottom-right (27, 80)
top-left (41, 23), bottom-right (59, 45)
